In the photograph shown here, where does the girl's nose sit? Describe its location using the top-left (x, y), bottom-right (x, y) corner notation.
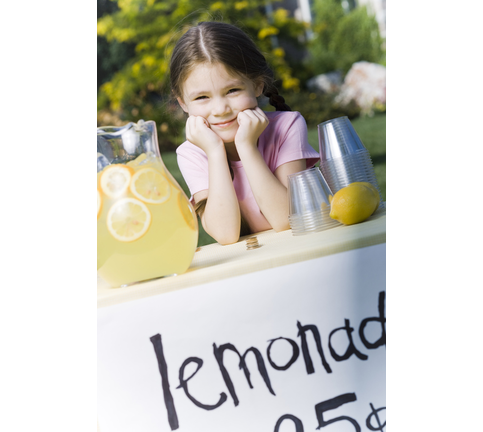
top-left (211, 97), bottom-right (230, 116)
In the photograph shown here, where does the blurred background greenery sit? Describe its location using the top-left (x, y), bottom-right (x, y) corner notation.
top-left (97, 0), bottom-right (386, 246)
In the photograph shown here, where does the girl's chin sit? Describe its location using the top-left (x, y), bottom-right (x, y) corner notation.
top-left (214, 130), bottom-right (237, 144)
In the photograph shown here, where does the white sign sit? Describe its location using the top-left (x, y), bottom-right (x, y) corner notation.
top-left (98, 243), bottom-right (386, 432)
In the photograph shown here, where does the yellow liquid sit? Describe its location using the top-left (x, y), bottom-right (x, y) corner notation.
top-left (97, 154), bottom-right (198, 287)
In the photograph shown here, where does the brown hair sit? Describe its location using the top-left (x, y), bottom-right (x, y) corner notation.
top-left (170, 21), bottom-right (291, 111)
top-left (170, 21), bottom-right (291, 236)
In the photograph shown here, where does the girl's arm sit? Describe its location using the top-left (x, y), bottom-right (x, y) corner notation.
top-left (193, 148), bottom-right (241, 245)
top-left (235, 108), bottom-right (306, 232)
top-left (238, 148), bottom-right (306, 232)
top-left (186, 116), bottom-right (241, 245)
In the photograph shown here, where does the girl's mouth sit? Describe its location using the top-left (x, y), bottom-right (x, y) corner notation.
top-left (212, 118), bottom-right (236, 129)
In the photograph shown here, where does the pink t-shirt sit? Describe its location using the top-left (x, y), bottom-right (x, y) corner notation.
top-left (176, 110), bottom-right (320, 233)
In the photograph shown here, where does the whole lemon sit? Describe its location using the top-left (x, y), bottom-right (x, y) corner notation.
top-left (329, 182), bottom-right (379, 225)
top-left (352, 182), bottom-right (380, 200)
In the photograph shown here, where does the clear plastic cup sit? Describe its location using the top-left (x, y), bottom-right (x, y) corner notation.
top-left (287, 167), bottom-right (340, 235)
top-left (318, 116), bottom-right (366, 161)
top-left (317, 117), bottom-right (385, 211)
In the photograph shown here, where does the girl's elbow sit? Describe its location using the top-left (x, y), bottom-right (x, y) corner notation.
top-left (272, 219), bottom-right (291, 233)
top-left (219, 238), bottom-right (239, 246)
top-left (202, 216), bottom-right (240, 245)
top-left (216, 233), bottom-right (240, 245)
top-left (207, 226), bottom-right (240, 245)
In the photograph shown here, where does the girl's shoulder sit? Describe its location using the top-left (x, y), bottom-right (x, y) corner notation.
top-left (265, 110), bottom-right (304, 123)
top-left (263, 110), bottom-right (306, 137)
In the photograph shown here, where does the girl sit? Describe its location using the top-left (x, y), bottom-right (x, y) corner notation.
top-left (172, 21), bottom-right (319, 245)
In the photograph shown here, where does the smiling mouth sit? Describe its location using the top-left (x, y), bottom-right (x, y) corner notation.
top-left (212, 119), bottom-right (236, 128)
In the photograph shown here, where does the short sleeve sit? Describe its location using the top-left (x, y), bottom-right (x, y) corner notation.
top-left (176, 142), bottom-right (209, 200)
top-left (261, 111), bottom-right (320, 171)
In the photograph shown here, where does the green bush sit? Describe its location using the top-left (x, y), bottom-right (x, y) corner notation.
top-left (272, 90), bottom-right (360, 128)
top-left (331, 6), bottom-right (385, 74)
top-left (97, 0), bottom-right (308, 142)
top-left (308, 0), bottom-right (384, 75)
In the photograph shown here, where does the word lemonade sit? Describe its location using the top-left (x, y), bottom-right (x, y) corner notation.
top-left (97, 152), bottom-right (198, 287)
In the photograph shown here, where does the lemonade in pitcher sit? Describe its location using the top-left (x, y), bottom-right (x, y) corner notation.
top-left (97, 121), bottom-right (198, 287)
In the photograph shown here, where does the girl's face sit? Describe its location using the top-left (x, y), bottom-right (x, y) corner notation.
top-left (177, 62), bottom-right (263, 144)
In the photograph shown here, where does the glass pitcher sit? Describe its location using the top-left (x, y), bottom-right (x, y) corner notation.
top-left (97, 120), bottom-right (198, 287)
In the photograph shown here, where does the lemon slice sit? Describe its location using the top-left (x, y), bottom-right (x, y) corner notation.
top-left (126, 153), bottom-right (148, 167)
top-left (178, 192), bottom-right (196, 230)
top-left (97, 190), bottom-right (102, 219)
top-left (107, 197), bottom-right (152, 242)
top-left (130, 167), bottom-right (171, 204)
top-left (100, 165), bottom-right (133, 198)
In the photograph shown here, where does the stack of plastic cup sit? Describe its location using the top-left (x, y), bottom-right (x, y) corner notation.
top-left (318, 116), bottom-right (385, 211)
top-left (287, 167), bottom-right (340, 236)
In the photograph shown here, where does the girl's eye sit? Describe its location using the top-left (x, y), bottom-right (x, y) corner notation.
top-left (195, 96), bottom-right (207, 100)
top-left (228, 88), bottom-right (241, 94)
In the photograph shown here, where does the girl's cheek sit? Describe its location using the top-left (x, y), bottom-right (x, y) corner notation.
top-left (239, 95), bottom-right (258, 109)
top-left (187, 106), bottom-right (202, 116)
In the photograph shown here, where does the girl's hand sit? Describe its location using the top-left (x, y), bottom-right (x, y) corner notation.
top-left (185, 115), bottom-right (224, 155)
top-left (235, 107), bottom-right (269, 150)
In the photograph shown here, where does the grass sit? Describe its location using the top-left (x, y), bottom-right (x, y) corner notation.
top-left (164, 113), bottom-right (386, 247)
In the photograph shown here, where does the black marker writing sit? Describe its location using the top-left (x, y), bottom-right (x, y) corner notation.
top-left (315, 392), bottom-right (361, 431)
top-left (213, 343), bottom-right (275, 407)
top-left (266, 337), bottom-right (300, 371)
top-left (359, 291), bottom-right (386, 349)
top-left (176, 357), bottom-right (227, 410)
top-left (274, 414), bottom-right (304, 432)
top-left (328, 319), bottom-right (368, 361)
top-left (149, 291), bottom-right (386, 426)
top-left (366, 403), bottom-right (386, 431)
top-left (297, 321), bottom-right (332, 374)
top-left (149, 334), bottom-right (179, 430)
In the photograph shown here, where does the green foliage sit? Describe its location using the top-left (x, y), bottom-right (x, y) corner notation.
top-left (309, 0), bottom-right (344, 74)
top-left (308, 0), bottom-right (384, 75)
top-left (98, 0), bottom-right (136, 89)
top-left (98, 38), bottom-right (136, 90)
top-left (278, 90), bottom-right (360, 128)
top-left (97, 0), bottom-right (309, 149)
